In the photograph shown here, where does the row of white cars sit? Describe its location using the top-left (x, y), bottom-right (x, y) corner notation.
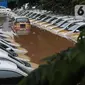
top-left (14, 9), bottom-right (85, 42)
top-left (0, 7), bottom-right (33, 84)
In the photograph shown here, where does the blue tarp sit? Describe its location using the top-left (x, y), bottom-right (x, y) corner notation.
top-left (0, 0), bottom-right (7, 7)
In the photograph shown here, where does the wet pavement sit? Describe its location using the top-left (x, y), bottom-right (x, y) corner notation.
top-left (15, 26), bottom-right (74, 64)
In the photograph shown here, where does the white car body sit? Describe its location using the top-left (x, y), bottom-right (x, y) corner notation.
top-left (0, 59), bottom-right (27, 76)
top-left (0, 6), bottom-right (11, 13)
top-left (40, 17), bottom-right (58, 28)
top-left (45, 17), bottom-right (71, 30)
top-left (21, 10), bottom-right (29, 16)
top-left (58, 22), bottom-right (85, 38)
top-left (0, 40), bottom-right (28, 54)
top-left (42, 17), bottom-right (74, 30)
top-left (0, 30), bottom-right (17, 39)
top-left (0, 38), bottom-right (20, 47)
top-left (51, 20), bottom-right (84, 34)
top-left (0, 51), bottom-right (33, 76)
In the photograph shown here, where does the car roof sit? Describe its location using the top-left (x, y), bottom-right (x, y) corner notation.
top-left (0, 51), bottom-right (17, 69)
top-left (68, 19), bottom-right (83, 23)
top-left (62, 18), bottom-right (74, 21)
top-left (76, 22), bottom-right (85, 25)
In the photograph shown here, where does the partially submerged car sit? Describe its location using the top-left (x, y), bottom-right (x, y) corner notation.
top-left (0, 40), bottom-right (28, 55)
top-left (50, 20), bottom-right (83, 34)
top-left (0, 51), bottom-right (32, 85)
top-left (11, 16), bottom-right (31, 34)
top-left (57, 22), bottom-right (85, 38)
top-left (0, 6), bottom-right (11, 14)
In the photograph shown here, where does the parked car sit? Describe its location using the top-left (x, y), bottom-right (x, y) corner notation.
top-left (57, 22), bottom-right (85, 38)
top-left (0, 59), bottom-right (26, 85)
top-left (11, 16), bottom-right (31, 34)
top-left (0, 38), bottom-right (20, 47)
top-left (34, 16), bottom-right (51, 27)
top-left (0, 51), bottom-right (33, 73)
top-left (0, 6), bottom-right (11, 13)
top-left (21, 10), bottom-right (29, 16)
top-left (31, 14), bottom-right (46, 25)
top-left (45, 16), bottom-right (71, 30)
top-left (0, 40), bottom-right (28, 55)
top-left (50, 19), bottom-right (83, 34)
top-left (40, 17), bottom-right (58, 28)
top-left (0, 51), bottom-right (32, 85)
top-left (25, 12), bottom-right (33, 17)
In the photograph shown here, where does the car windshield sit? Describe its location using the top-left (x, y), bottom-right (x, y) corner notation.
top-left (56, 20), bottom-right (65, 26)
top-left (53, 19), bottom-right (62, 25)
top-left (48, 17), bottom-right (57, 23)
top-left (42, 16), bottom-right (51, 21)
top-left (60, 21), bottom-right (69, 28)
top-left (0, 42), bottom-right (18, 57)
top-left (37, 15), bottom-right (46, 20)
top-left (55, 19), bottom-right (64, 25)
top-left (16, 18), bottom-right (28, 22)
top-left (34, 14), bottom-right (41, 19)
top-left (67, 24), bottom-right (79, 31)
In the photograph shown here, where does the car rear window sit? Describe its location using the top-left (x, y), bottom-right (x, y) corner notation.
top-left (16, 18), bottom-right (29, 22)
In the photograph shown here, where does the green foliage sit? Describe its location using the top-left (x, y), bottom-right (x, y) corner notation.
top-left (39, 0), bottom-right (85, 14)
top-left (9, 0), bottom-right (85, 14)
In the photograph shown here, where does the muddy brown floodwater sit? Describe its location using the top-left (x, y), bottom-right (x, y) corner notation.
top-left (15, 26), bottom-right (74, 64)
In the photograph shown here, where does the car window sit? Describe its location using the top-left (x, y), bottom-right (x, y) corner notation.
top-left (42, 16), bottom-right (51, 21)
top-left (1, 40), bottom-right (17, 49)
top-left (37, 15), bottom-right (46, 20)
top-left (56, 20), bottom-right (65, 26)
top-left (32, 14), bottom-right (38, 18)
top-left (23, 11), bottom-right (29, 16)
top-left (24, 12), bottom-right (29, 15)
top-left (53, 19), bottom-right (62, 25)
top-left (45, 17), bottom-right (51, 22)
top-left (0, 43), bottom-right (18, 57)
top-left (48, 17), bottom-right (57, 23)
top-left (74, 25), bottom-right (85, 32)
top-left (0, 43), bottom-right (8, 49)
top-left (26, 12), bottom-right (33, 16)
top-left (68, 24), bottom-right (79, 31)
top-left (33, 14), bottom-right (41, 19)
top-left (16, 18), bottom-right (29, 22)
top-left (29, 13), bottom-right (36, 18)
top-left (65, 23), bottom-right (75, 30)
top-left (60, 21), bottom-right (69, 28)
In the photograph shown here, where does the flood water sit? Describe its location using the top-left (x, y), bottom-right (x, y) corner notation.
top-left (15, 26), bottom-right (74, 64)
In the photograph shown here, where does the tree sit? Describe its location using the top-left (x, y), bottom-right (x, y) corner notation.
top-left (39, 0), bottom-right (85, 14)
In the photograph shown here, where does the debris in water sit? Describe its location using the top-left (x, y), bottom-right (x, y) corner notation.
top-left (30, 42), bottom-right (33, 44)
top-left (33, 32), bottom-right (36, 34)
top-left (32, 54), bottom-right (35, 56)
